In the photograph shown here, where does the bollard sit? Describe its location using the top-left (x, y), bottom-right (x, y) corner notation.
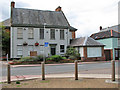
top-left (7, 64), bottom-right (11, 84)
top-left (112, 60), bottom-right (115, 81)
top-left (41, 62), bottom-right (45, 80)
top-left (75, 60), bottom-right (78, 80)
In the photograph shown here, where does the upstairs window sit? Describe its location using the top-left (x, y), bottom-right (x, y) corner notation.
top-left (28, 28), bottom-right (34, 39)
top-left (60, 29), bottom-right (64, 40)
top-left (60, 45), bottom-right (64, 53)
top-left (50, 29), bottom-right (55, 40)
top-left (17, 28), bottom-right (23, 39)
top-left (40, 29), bottom-right (44, 39)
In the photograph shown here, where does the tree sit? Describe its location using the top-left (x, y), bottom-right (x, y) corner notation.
top-left (0, 25), bottom-right (10, 56)
top-left (65, 47), bottom-right (80, 60)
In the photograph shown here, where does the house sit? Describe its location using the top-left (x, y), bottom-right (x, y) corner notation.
top-left (90, 26), bottom-right (120, 60)
top-left (69, 37), bottom-right (105, 61)
top-left (9, 1), bottom-right (77, 58)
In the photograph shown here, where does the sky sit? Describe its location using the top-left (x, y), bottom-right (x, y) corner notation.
top-left (0, 0), bottom-right (119, 37)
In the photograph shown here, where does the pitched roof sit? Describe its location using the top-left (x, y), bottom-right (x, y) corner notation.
top-left (100, 24), bottom-right (120, 32)
top-left (90, 29), bottom-right (120, 40)
top-left (11, 8), bottom-right (77, 31)
top-left (69, 37), bottom-right (105, 47)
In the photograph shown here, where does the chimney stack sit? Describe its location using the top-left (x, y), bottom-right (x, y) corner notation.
top-left (100, 26), bottom-right (102, 30)
top-left (55, 6), bottom-right (62, 11)
top-left (11, 1), bottom-right (15, 8)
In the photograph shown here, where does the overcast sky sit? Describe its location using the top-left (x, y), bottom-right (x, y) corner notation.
top-left (0, 0), bottom-right (119, 37)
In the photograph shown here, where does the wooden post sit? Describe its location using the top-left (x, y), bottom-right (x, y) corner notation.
top-left (112, 60), bottom-right (115, 81)
top-left (7, 64), bottom-right (11, 84)
top-left (41, 62), bottom-right (45, 80)
top-left (75, 60), bottom-right (78, 80)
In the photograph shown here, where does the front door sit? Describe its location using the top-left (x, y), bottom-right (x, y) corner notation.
top-left (104, 50), bottom-right (111, 60)
top-left (50, 45), bottom-right (56, 55)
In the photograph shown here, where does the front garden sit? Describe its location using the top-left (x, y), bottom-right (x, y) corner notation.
top-left (8, 47), bottom-right (81, 65)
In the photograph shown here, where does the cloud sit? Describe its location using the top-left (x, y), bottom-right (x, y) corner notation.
top-left (0, 0), bottom-right (30, 22)
top-left (0, 0), bottom-right (119, 37)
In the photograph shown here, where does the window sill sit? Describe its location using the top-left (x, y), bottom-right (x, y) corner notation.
top-left (17, 38), bottom-right (23, 39)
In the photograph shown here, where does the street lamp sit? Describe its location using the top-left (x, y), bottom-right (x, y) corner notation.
top-left (43, 23), bottom-right (46, 63)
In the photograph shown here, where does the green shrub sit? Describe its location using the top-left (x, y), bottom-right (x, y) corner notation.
top-left (33, 55), bottom-right (43, 61)
top-left (20, 57), bottom-right (33, 62)
top-left (46, 58), bottom-right (52, 61)
top-left (68, 55), bottom-right (77, 60)
top-left (61, 57), bottom-right (67, 60)
top-left (50, 55), bottom-right (63, 62)
top-left (65, 47), bottom-right (80, 59)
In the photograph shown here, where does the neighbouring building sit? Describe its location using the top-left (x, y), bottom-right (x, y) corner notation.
top-left (91, 26), bottom-right (120, 60)
top-left (9, 1), bottom-right (77, 58)
top-left (69, 37), bottom-right (105, 61)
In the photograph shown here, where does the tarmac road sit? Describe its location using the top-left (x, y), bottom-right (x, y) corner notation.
top-left (1, 61), bottom-right (119, 76)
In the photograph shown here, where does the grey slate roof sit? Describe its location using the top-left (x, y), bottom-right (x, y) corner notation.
top-left (69, 37), bottom-right (105, 47)
top-left (11, 8), bottom-right (77, 31)
top-left (100, 24), bottom-right (120, 32)
top-left (90, 30), bottom-right (120, 40)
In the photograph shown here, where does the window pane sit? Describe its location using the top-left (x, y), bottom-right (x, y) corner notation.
top-left (50, 29), bottom-right (55, 39)
top-left (17, 46), bottom-right (23, 55)
top-left (60, 30), bottom-right (64, 40)
top-left (40, 29), bottom-right (44, 39)
top-left (28, 28), bottom-right (34, 39)
top-left (17, 28), bottom-right (23, 39)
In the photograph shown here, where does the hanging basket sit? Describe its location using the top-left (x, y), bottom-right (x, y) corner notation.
top-left (35, 42), bottom-right (39, 46)
top-left (23, 42), bottom-right (28, 46)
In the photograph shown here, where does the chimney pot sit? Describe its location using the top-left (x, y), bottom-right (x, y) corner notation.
top-left (11, 1), bottom-right (15, 8)
top-left (100, 26), bottom-right (102, 30)
top-left (55, 6), bottom-right (62, 11)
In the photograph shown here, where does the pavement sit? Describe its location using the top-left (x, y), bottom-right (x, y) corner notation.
top-left (1, 60), bottom-right (114, 68)
top-left (1, 73), bottom-right (119, 82)
top-left (0, 60), bottom-right (119, 83)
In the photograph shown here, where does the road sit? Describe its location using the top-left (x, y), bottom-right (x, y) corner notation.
top-left (1, 61), bottom-right (119, 76)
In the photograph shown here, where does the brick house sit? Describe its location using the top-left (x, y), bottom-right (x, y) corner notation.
top-left (9, 1), bottom-right (77, 58)
top-left (69, 37), bottom-right (105, 61)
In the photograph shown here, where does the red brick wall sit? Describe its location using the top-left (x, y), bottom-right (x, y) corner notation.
top-left (70, 31), bottom-right (76, 39)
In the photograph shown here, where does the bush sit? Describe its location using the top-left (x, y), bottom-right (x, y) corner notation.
top-left (20, 57), bottom-right (33, 62)
top-left (50, 55), bottom-right (63, 62)
top-left (61, 57), bottom-right (67, 60)
top-left (65, 47), bottom-right (80, 59)
top-left (33, 55), bottom-right (43, 61)
top-left (68, 55), bottom-right (77, 60)
top-left (46, 58), bottom-right (52, 61)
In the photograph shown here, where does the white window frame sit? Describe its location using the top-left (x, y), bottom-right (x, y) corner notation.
top-left (50, 29), bottom-right (55, 40)
top-left (17, 28), bottom-right (23, 39)
top-left (28, 28), bottom-right (34, 39)
top-left (60, 29), bottom-right (64, 40)
top-left (40, 28), bottom-right (44, 39)
top-left (17, 46), bottom-right (23, 56)
top-left (87, 47), bottom-right (102, 57)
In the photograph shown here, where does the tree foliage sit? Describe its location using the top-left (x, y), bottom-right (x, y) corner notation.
top-left (65, 47), bottom-right (80, 59)
top-left (0, 25), bottom-right (10, 55)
